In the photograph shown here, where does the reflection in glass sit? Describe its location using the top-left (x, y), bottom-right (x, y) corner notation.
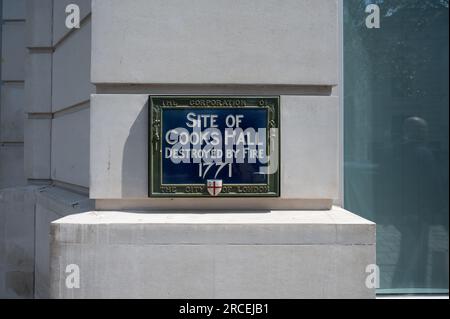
top-left (344, 0), bottom-right (449, 293)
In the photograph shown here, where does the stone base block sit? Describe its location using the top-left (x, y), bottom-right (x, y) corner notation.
top-left (50, 207), bottom-right (375, 299)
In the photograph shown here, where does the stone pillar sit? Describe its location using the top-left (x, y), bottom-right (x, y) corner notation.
top-left (49, 0), bottom-right (376, 298)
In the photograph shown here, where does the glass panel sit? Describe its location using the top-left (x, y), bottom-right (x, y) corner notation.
top-left (344, 0), bottom-right (449, 293)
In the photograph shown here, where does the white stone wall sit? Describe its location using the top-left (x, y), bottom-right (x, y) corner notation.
top-left (91, 94), bottom-right (338, 209)
top-left (92, 0), bottom-right (338, 85)
top-left (33, 186), bottom-right (93, 298)
top-left (2, 0), bottom-right (342, 206)
top-left (90, 0), bottom-right (340, 209)
top-left (1, 0), bottom-right (94, 299)
top-left (0, 186), bottom-right (36, 298)
top-left (0, 4), bottom-right (30, 297)
top-left (25, 0), bottom-right (92, 189)
top-left (1, 0), bottom-right (92, 189)
top-left (24, 0), bottom-right (93, 298)
top-left (0, 185), bottom-right (93, 298)
top-left (0, 0), bottom-right (27, 189)
top-left (24, 0), bottom-right (52, 183)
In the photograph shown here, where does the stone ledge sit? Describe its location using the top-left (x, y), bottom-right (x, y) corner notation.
top-left (51, 207), bottom-right (375, 245)
top-left (50, 206), bottom-right (375, 298)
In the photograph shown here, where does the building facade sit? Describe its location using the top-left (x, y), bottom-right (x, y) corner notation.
top-left (0, 0), bottom-right (448, 298)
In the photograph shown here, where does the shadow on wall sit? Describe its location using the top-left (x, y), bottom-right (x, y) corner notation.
top-left (0, 187), bottom-right (36, 299)
top-left (0, 185), bottom-right (94, 299)
top-left (121, 101), bottom-right (148, 198)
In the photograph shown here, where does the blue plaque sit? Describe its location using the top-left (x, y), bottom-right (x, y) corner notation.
top-left (149, 96), bottom-right (280, 197)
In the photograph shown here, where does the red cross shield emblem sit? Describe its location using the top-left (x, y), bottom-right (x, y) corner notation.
top-left (207, 180), bottom-right (223, 196)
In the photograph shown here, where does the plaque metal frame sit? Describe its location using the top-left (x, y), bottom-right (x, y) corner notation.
top-left (149, 96), bottom-right (280, 198)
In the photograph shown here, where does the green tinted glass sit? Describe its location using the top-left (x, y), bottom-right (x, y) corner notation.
top-left (344, 0), bottom-right (449, 294)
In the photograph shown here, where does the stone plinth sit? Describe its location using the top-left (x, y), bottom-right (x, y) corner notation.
top-left (50, 207), bottom-right (375, 299)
